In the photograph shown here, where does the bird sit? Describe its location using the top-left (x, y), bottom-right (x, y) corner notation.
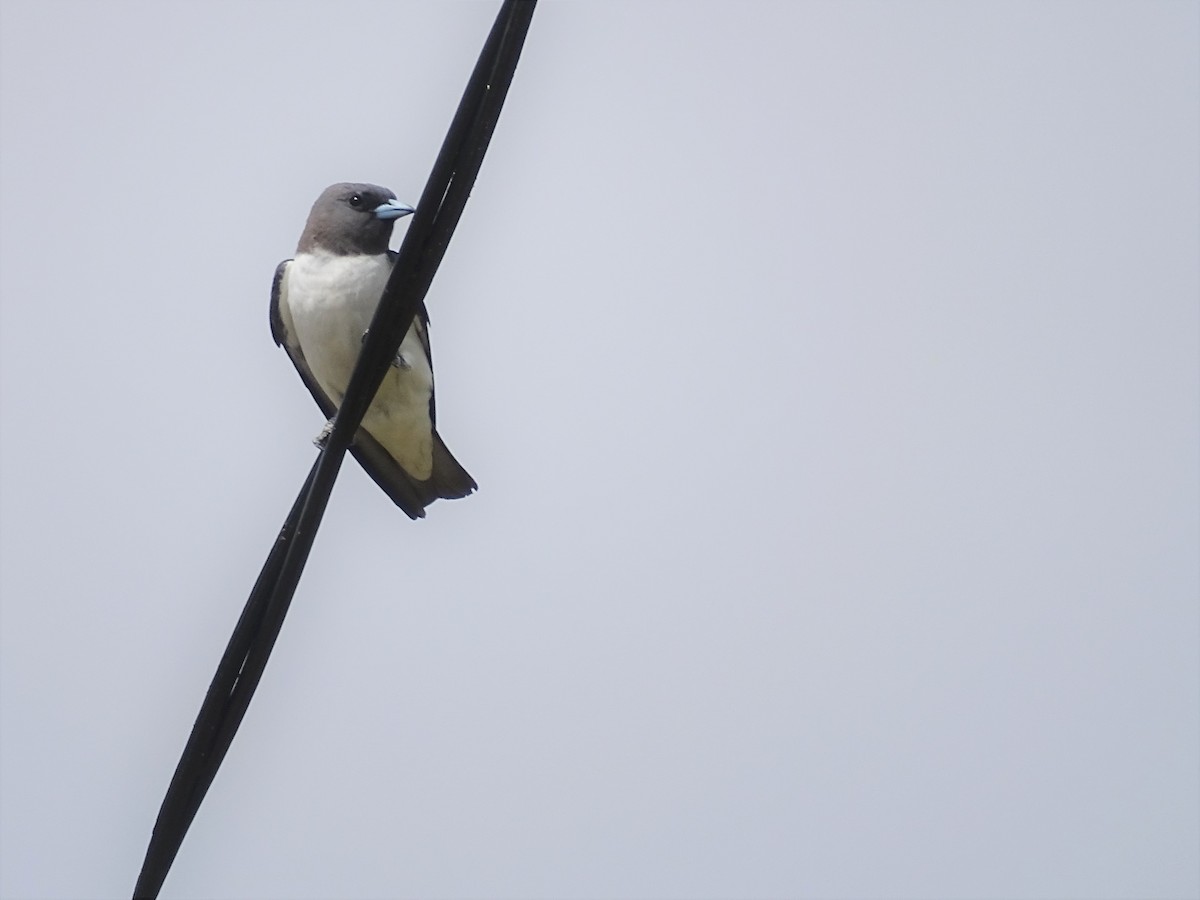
top-left (270, 182), bottom-right (476, 519)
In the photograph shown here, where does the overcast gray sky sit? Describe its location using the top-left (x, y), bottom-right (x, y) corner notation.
top-left (1, 2), bottom-right (1197, 899)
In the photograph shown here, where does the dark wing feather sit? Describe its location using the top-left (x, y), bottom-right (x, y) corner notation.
top-left (408, 297), bottom-right (476, 500)
top-left (380, 250), bottom-right (474, 499)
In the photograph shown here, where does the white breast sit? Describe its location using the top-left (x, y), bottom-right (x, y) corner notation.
top-left (284, 251), bottom-right (436, 478)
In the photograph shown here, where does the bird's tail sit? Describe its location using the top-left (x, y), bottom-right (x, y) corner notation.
top-left (347, 428), bottom-right (475, 519)
top-left (427, 431), bottom-right (477, 501)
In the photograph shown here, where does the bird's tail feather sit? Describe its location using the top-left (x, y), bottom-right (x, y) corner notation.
top-left (427, 432), bottom-right (477, 501)
top-left (348, 428), bottom-right (475, 519)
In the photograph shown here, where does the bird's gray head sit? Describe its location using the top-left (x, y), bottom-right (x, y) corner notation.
top-left (296, 182), bottom-right (415, 255)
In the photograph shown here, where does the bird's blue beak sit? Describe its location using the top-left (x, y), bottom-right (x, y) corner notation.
top-left (373, 198), bottom-right (416, 220)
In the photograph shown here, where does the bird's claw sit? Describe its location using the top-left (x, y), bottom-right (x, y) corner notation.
top-left (363, 329), bottom-right (409, 368)
top-left (313, 420), bottom-right (334, 448)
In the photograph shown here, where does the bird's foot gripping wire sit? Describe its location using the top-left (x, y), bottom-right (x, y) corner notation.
top-left (361, 329), bottom-right (410, 369)
top-left (313, 419), bottom-right (334, 449)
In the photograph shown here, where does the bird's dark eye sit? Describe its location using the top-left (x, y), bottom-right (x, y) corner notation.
top-left (348, 193), bottom-right (363, 208)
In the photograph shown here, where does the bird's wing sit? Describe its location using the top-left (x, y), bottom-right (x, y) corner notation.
top-left (271, 259), bottom-right (437, 519)
top-left (382, 252), bottom-right (476, 500)
top-left (414, 308), bottom-right (477, 501)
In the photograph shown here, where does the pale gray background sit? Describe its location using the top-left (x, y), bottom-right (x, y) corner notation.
top-left (1, 2), bottom-right (1197, 899)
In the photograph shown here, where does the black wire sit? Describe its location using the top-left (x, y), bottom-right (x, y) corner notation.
top-left (132, 3), bottom-right (536, 896)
